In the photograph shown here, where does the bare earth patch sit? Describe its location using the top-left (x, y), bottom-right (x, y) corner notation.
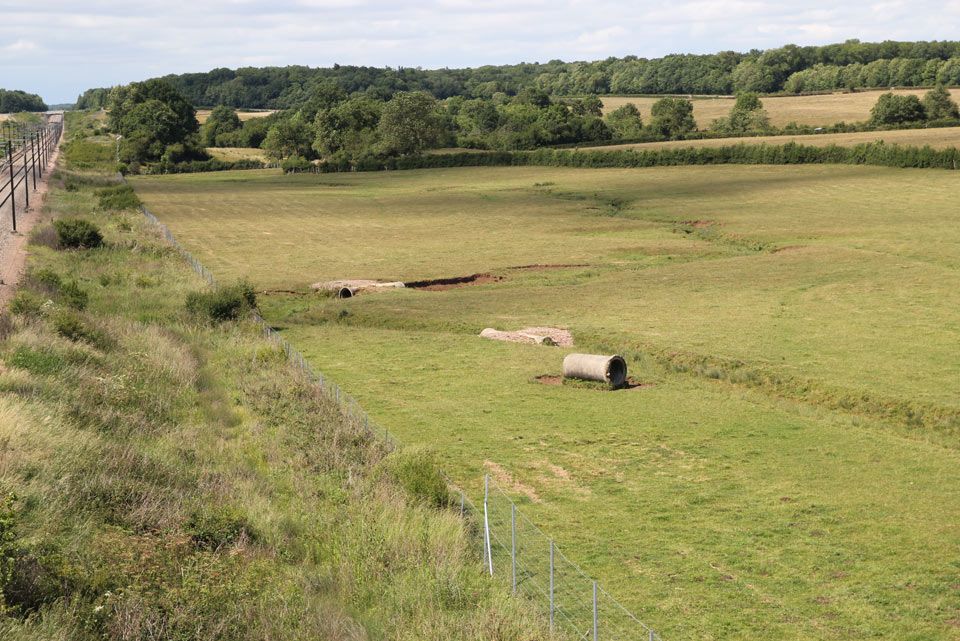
top-left (481, 326), bottom-right (573, 347)
top-left (534, 374), bottom-right (653, 390)
top-left (405, 272), bottom-right (503, 291)
top-left (483, 460), bottom-right (540, 503)
top-left (507, 263), bottom-right (590, 271)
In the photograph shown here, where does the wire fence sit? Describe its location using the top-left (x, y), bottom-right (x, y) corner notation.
top-left (1, 114), bottom-right (64, 232)
top-left (136, 197), bottom-right (662, 640)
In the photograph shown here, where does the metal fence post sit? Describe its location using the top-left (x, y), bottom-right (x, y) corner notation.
top-left (8, 141), bottom-right (16, 231)
top-left (460, 491), bottom-right (465, 518)
top-left (22, 140), bottom-right (29, 210)
top-left (511, 503), bottom-right (517, 594)
top-left (593, 580), bottom-right (598, 641)
top-left (549, 540), bottom-right (555, 635)
top-left (483, 474), bottom-right (493, 576)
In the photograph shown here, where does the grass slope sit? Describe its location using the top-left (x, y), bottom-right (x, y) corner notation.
top-left (130, 164), bottom-right (960, 639)
top-left (0, 114), bottom-right (543, 641)
top-left (602, 88), bottom-right (960, 128)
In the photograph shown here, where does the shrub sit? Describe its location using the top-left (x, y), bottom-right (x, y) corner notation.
top-left (52, 219), bottom-right (103, 249)
top-left (281, 154), bottom-right (312, 173)
top-left (95, 184), bottom-right (141, 210)
top-left (52, 311), bottom-right (109, 348)
top-left (58, 281), bottom-right (89, 310)
top-left (0, 492), bottom-right (16, 609)
top-left (8, 291), bottom-right (46, 317)
top-left (381, 448), bottom-right (451, 509)
top-left (185, 280), bottom-right (257, 323)
top-left (186, 505), bottom-right (255, 550)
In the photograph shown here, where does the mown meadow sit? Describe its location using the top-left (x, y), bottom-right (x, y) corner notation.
top-left (129, 163), bottom-right (960, 639)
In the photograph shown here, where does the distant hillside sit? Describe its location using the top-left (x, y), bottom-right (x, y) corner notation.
top-left (77, 40), bottom-right (960, 110)
top-left (0, 88), bottom-right (47, 113)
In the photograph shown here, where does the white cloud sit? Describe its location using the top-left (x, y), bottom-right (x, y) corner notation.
top-left (0, 0), bottom-right (956, 103)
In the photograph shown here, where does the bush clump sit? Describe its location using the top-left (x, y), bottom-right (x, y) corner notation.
top-left (281, 154), bottom-right (312, 174)
top-left (380, 448), bottom-right (451, 509)
top-left (95, 184), bottom-right (141, 210)
top-left (57, 281), bottom-right (89, 310)
top-left (52, 311), bottom-right (110, 348)
top-left (8, 291), bottom-right (47, 317)
top-left (23, 269), bottom-right (88, 310)
top-left (186, 505), bottom-right (255, 550)
top-left (185, 280), bottom-right (256, 323)
top-left (52, 219), bottom-right (103, 249)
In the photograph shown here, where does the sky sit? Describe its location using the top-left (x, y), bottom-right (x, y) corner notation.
top-left (3, 0), bottom-right (960, 104)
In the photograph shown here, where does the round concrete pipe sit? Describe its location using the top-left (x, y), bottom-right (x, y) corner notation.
top-left (337, 287), bottom-right (354, 299)
top-left (562, 353), bottom-right (627, 388)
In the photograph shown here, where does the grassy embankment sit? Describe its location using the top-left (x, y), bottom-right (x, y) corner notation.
top-left (0, 112), bottom-right (543, 640)
top-left (129, 164), bottom-right (960, 640)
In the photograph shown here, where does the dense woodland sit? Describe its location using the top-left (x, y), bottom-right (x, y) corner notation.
top-left (78, 39), bottom-right (960, 170)
top-left (0, 89), bottom-right (47, 114)
top-left (77, 40), bottom-right (960, 113)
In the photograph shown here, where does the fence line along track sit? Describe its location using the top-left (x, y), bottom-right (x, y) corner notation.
top-left (0, 113), bottom-right (64, 232)
top-left (135, 193), bottom-right (662, 640)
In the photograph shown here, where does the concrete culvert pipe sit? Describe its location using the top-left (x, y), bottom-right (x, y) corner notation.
top-left (562, 354), bottom-right (628, 388)
top-left (337, 287), bottom-right (354, 299)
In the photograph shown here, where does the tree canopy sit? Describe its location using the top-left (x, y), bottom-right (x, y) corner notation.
top-left (109, 79), bottom-right (204, 163)
top-left (77, 40), bottom-right (960, 112)
top-left (0, 89), bottom-right (47, 113)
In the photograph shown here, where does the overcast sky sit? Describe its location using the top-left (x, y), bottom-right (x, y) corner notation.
top-left (3, 0), bottom-right (960, 104)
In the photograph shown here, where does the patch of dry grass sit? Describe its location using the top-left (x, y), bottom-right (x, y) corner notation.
top-left (196, 109), bottom-right (276, 124)
top-left (206, 147), bottom-right (269, 162)
top-left (583, 125), bottom-right (960, 151)
top-left (602, 88), bottom-right (960, 127)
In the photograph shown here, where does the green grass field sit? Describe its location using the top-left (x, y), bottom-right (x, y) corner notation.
top-left (130, 164), bottom-right (960, 639)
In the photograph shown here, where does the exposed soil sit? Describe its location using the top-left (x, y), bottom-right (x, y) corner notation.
top-left (682, 219), bottom-right (716, 228)
top-left (507, 263), bottom-right (590, 271)
top-left (481, 326), bottom-right (573, 347)
top-left (483, 460), bottom-right (540, 503)
top-left (771, 245), bottom-right (808, 254)
top-left (534, 374), bottom-right (563, 386)
top-left (534, 374), bottom-right (653, 390)
top-left (405, 272), bottom-right (503, 291)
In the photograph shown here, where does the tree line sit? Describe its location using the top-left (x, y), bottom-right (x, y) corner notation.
top-left (0, 89), bottom-right (48, 114)
top-left (76, 40), bottom-right (960, 113)
top-left (101, 74), bottom-right (960, 171)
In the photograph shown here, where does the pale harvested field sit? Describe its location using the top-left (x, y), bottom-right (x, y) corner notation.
top-left (206, 146), bottom-right (268, 162)
top-left (196, 109), bottom-right (276, 124)
top-left (602, 88), bottom-right (960, 128)
top-left (584, 125), bottom-right (960, 151)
